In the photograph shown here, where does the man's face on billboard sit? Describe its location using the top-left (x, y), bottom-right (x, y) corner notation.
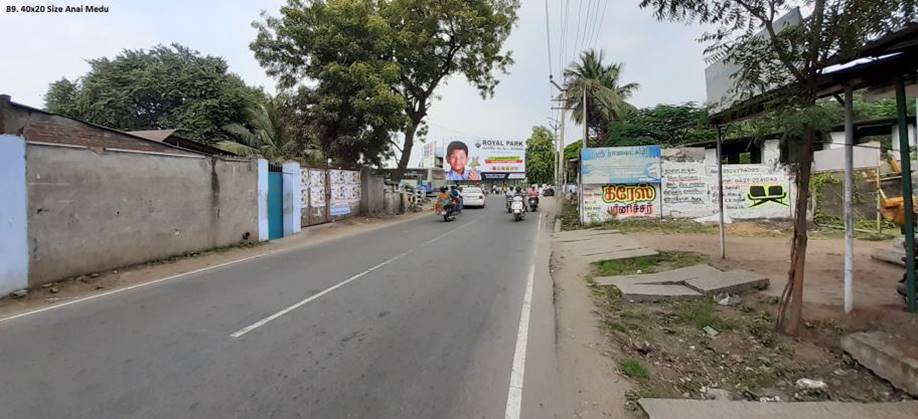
top-left (448, 149), bottom-right (467, 173)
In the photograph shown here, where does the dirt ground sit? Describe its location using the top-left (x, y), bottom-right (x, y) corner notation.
top-left (632, 228), bottom-right (918, 334)
top-left (0, 212), bottom-right (428, 320)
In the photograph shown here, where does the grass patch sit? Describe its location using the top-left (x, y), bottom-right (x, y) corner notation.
top-left (593, 251), bottom-right (705, 276)
top-left (669, 299), bottom-right (734, 331)
top-left (559, 199), bottom-right (583, 231)
top-left (618, 358), bottom-right (650, 380)
top-left (602, 218), bottom-right (719, 235)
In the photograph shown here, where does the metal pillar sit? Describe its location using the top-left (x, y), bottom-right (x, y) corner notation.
top-left (579, 84), bottom-right (587, 223)
top-left (896, 76), bottom-right (917, 312)
top-left (843, 86), bottom-right (855, 313)
top-left (716, 126), bottom-right (726, 259)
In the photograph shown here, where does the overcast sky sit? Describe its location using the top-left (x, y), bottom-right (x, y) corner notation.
top-left (1, 0), bottom-right (711, 166)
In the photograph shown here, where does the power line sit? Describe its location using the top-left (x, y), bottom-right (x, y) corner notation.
top-left (544, 0), bottom-right (553, 80)
top-left (582, 0), bottom-right (600, 53)
top-left (572, 0), bottom-right (585, 65)
top-left (589, 0), bottom-right (609, 49)
top-left (559, 0), bottom-right (568, 79)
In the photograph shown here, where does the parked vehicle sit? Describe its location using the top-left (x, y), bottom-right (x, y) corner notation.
top-left (542, 187), bottom-right (555, 197)
top-left (510, 196), bottom-right (525, 221)
top-left (461, 187), bottom-right (486, 208)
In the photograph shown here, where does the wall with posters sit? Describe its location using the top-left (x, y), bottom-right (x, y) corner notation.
top-left (580, 145), bottom-right (794, 222)
top-left (330, 169), bottom-right (361, 218)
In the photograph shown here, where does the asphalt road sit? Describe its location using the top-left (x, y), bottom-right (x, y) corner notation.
top-left (0, 195), bottom-right (547, 419)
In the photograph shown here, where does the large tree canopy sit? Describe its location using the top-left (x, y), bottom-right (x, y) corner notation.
top-left (44, 44), bottom-right (257, 143)
top-left (607, 103), bottom-right (715, 147)
top-left (252, 0), bottom-right (519, 174)
top-left (525, 126), bottom-right (555, 185)
top-left (640, 0), bottom-right (915, 335)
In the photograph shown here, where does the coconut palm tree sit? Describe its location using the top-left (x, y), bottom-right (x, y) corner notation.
top-left (563, 49), bottom-right (639, 146)
top-left (216, 98), bottom-right (324, 164)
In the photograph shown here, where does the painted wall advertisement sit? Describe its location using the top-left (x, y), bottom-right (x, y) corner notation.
top-left (706, 165), bottom-right (791, 219)
top-left (661, 161), bottom-right (709, 217)
top-left (441, 139), bottom-right (525, 181)
top-left (582, 184), bottom-right (661, 222)
top-left (581, 145), bottom-right (662, 184)
top-left (421, 141), bottom-right (438, 169)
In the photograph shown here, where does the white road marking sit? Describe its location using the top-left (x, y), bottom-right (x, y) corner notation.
top-left (230, 218), bottom-right (477, 338)
top-left (0, 254), bottom-right (267, 325)
top-left (505, 212), bottom-right (541, 419)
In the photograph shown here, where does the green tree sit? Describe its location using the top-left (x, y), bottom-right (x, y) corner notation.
top-left (608, 103), bottom-right (716, 147)
top-left (525, 126), bottom-right (555, 184)
top-left (564, 49), bottom-right (639, 146)
top-left (44, 44), bottom-right (257, 143)
top-left (215, 96), bottom-right (323, 164)
top-left (641, 0), bottom-right (914, 335)
top-left (251, 0), bottom-right (519, 175)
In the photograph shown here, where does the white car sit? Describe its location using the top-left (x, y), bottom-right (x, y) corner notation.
top-left (461, 187), bottom-right (486, 208)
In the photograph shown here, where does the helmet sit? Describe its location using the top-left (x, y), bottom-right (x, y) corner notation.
top-left (515, 187), bottom-right (521, 192)
top-left (440, 186), bottom-right (447, 192)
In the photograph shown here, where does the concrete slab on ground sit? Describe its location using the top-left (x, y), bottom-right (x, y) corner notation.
top-left (841, 331), bottom-right (918, 396)
top-left (871, 241), bottom-right (906, 267)
top-left (685, 269), bottom-right (769, 295)
top-left (639, 399), bottom-right (918, 419)
top-left (583, 247), bottom-right (658, 263)
top-left (613, 283), bottom-right (703, 302)
top-left (595, 264), bottom-right (769, 299)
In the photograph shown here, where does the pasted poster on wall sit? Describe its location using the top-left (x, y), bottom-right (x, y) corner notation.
top-left (581, 145), bottom-right (662, 184)
top-left (582, 184), bottom-right (661, 222)
top-left (662, 161), bottom-right (709, 217)
top-left (706, 164), bottom-right (792, 219)
top-left (330, 169), bottom-right (360, 216)
top-left (308, 170), bottom-right (326, 208)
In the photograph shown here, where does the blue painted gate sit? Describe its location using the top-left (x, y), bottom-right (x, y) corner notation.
top-left (268, 171), bottom-right (283, 240)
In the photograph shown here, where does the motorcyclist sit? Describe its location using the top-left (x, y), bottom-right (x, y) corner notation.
top-left (435, 187), bottom-right (451, 214)
top-left (450, 186), bottom-right (463, 211)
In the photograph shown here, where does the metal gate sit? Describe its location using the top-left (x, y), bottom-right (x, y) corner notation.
top-left (267, 170), bottom-right (284, 239)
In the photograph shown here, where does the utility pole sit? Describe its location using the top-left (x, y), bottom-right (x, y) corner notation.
top-left (580, 84), bottom-right (588, 223)
top-left (550, 76), bottom-right (570, 189)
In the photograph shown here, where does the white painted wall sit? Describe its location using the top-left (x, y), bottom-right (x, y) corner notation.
top-left (814, 141), bottom-right (881, 172)
top-left (0, 135), bottom-right (29, 294)
top-left (257, 159), bottom-right (268, 241)
top-left (282, 161), bottom-right (302, 236)
top-left (891, 124), bottom-right (917, 159)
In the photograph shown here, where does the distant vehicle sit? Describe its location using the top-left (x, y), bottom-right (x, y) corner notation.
top-left (461, 187), bottom-right (486, 208)
top-left (542, 187), bottom-right (555, 197)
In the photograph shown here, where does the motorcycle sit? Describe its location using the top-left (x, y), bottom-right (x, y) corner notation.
top-left (440, 202), bottom-right (458, 222)
top-left (511, 196), bottom-right (526, 221)
top-left (506, 194), bottom-right (514, 213)
top-left (527, 196), bottom-right (539, 212)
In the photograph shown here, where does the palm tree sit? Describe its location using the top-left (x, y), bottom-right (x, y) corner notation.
top-left (563, 49), bottom-right (639, 146)
top-left (216, 99), bottom-right (323, 164)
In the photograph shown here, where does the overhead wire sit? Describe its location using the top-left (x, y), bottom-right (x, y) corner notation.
top-left (589, 0), bottom-right (609, 49)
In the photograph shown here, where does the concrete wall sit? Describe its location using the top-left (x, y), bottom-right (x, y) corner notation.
top-left (814, 141), bottom-right (881, 172)
top-left (581, 146), bottom-right (795, 222)
top-left (26, 143), bottom-right (259, 285)
top-left (282, 161), bottom-right (302, 236)
top-left (361, 168), bottom-right (386, 217)
top-left (0, 135), bottom-right (29, 294)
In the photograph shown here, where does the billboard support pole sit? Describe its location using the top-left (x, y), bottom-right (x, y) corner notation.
top-left (716, 126), bottom-right (726, 259)
top-left (580, 84), bottom-right (588, 223)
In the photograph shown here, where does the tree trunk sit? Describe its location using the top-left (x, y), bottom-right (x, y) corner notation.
top-left (777, 129), bottom-right (816, 336)
top-left (392, 121), bottom-right (418, 182)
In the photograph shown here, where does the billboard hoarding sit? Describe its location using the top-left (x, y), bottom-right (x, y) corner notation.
top-left (442, 139), bottom-right (525, 181)
top-left (581, 145), bottom-right (662, 184)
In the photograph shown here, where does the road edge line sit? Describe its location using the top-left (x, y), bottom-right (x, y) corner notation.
top-left (0, 253), bottom-right (266, 324)
top-left (505, 212), bottom-right (541, 419)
